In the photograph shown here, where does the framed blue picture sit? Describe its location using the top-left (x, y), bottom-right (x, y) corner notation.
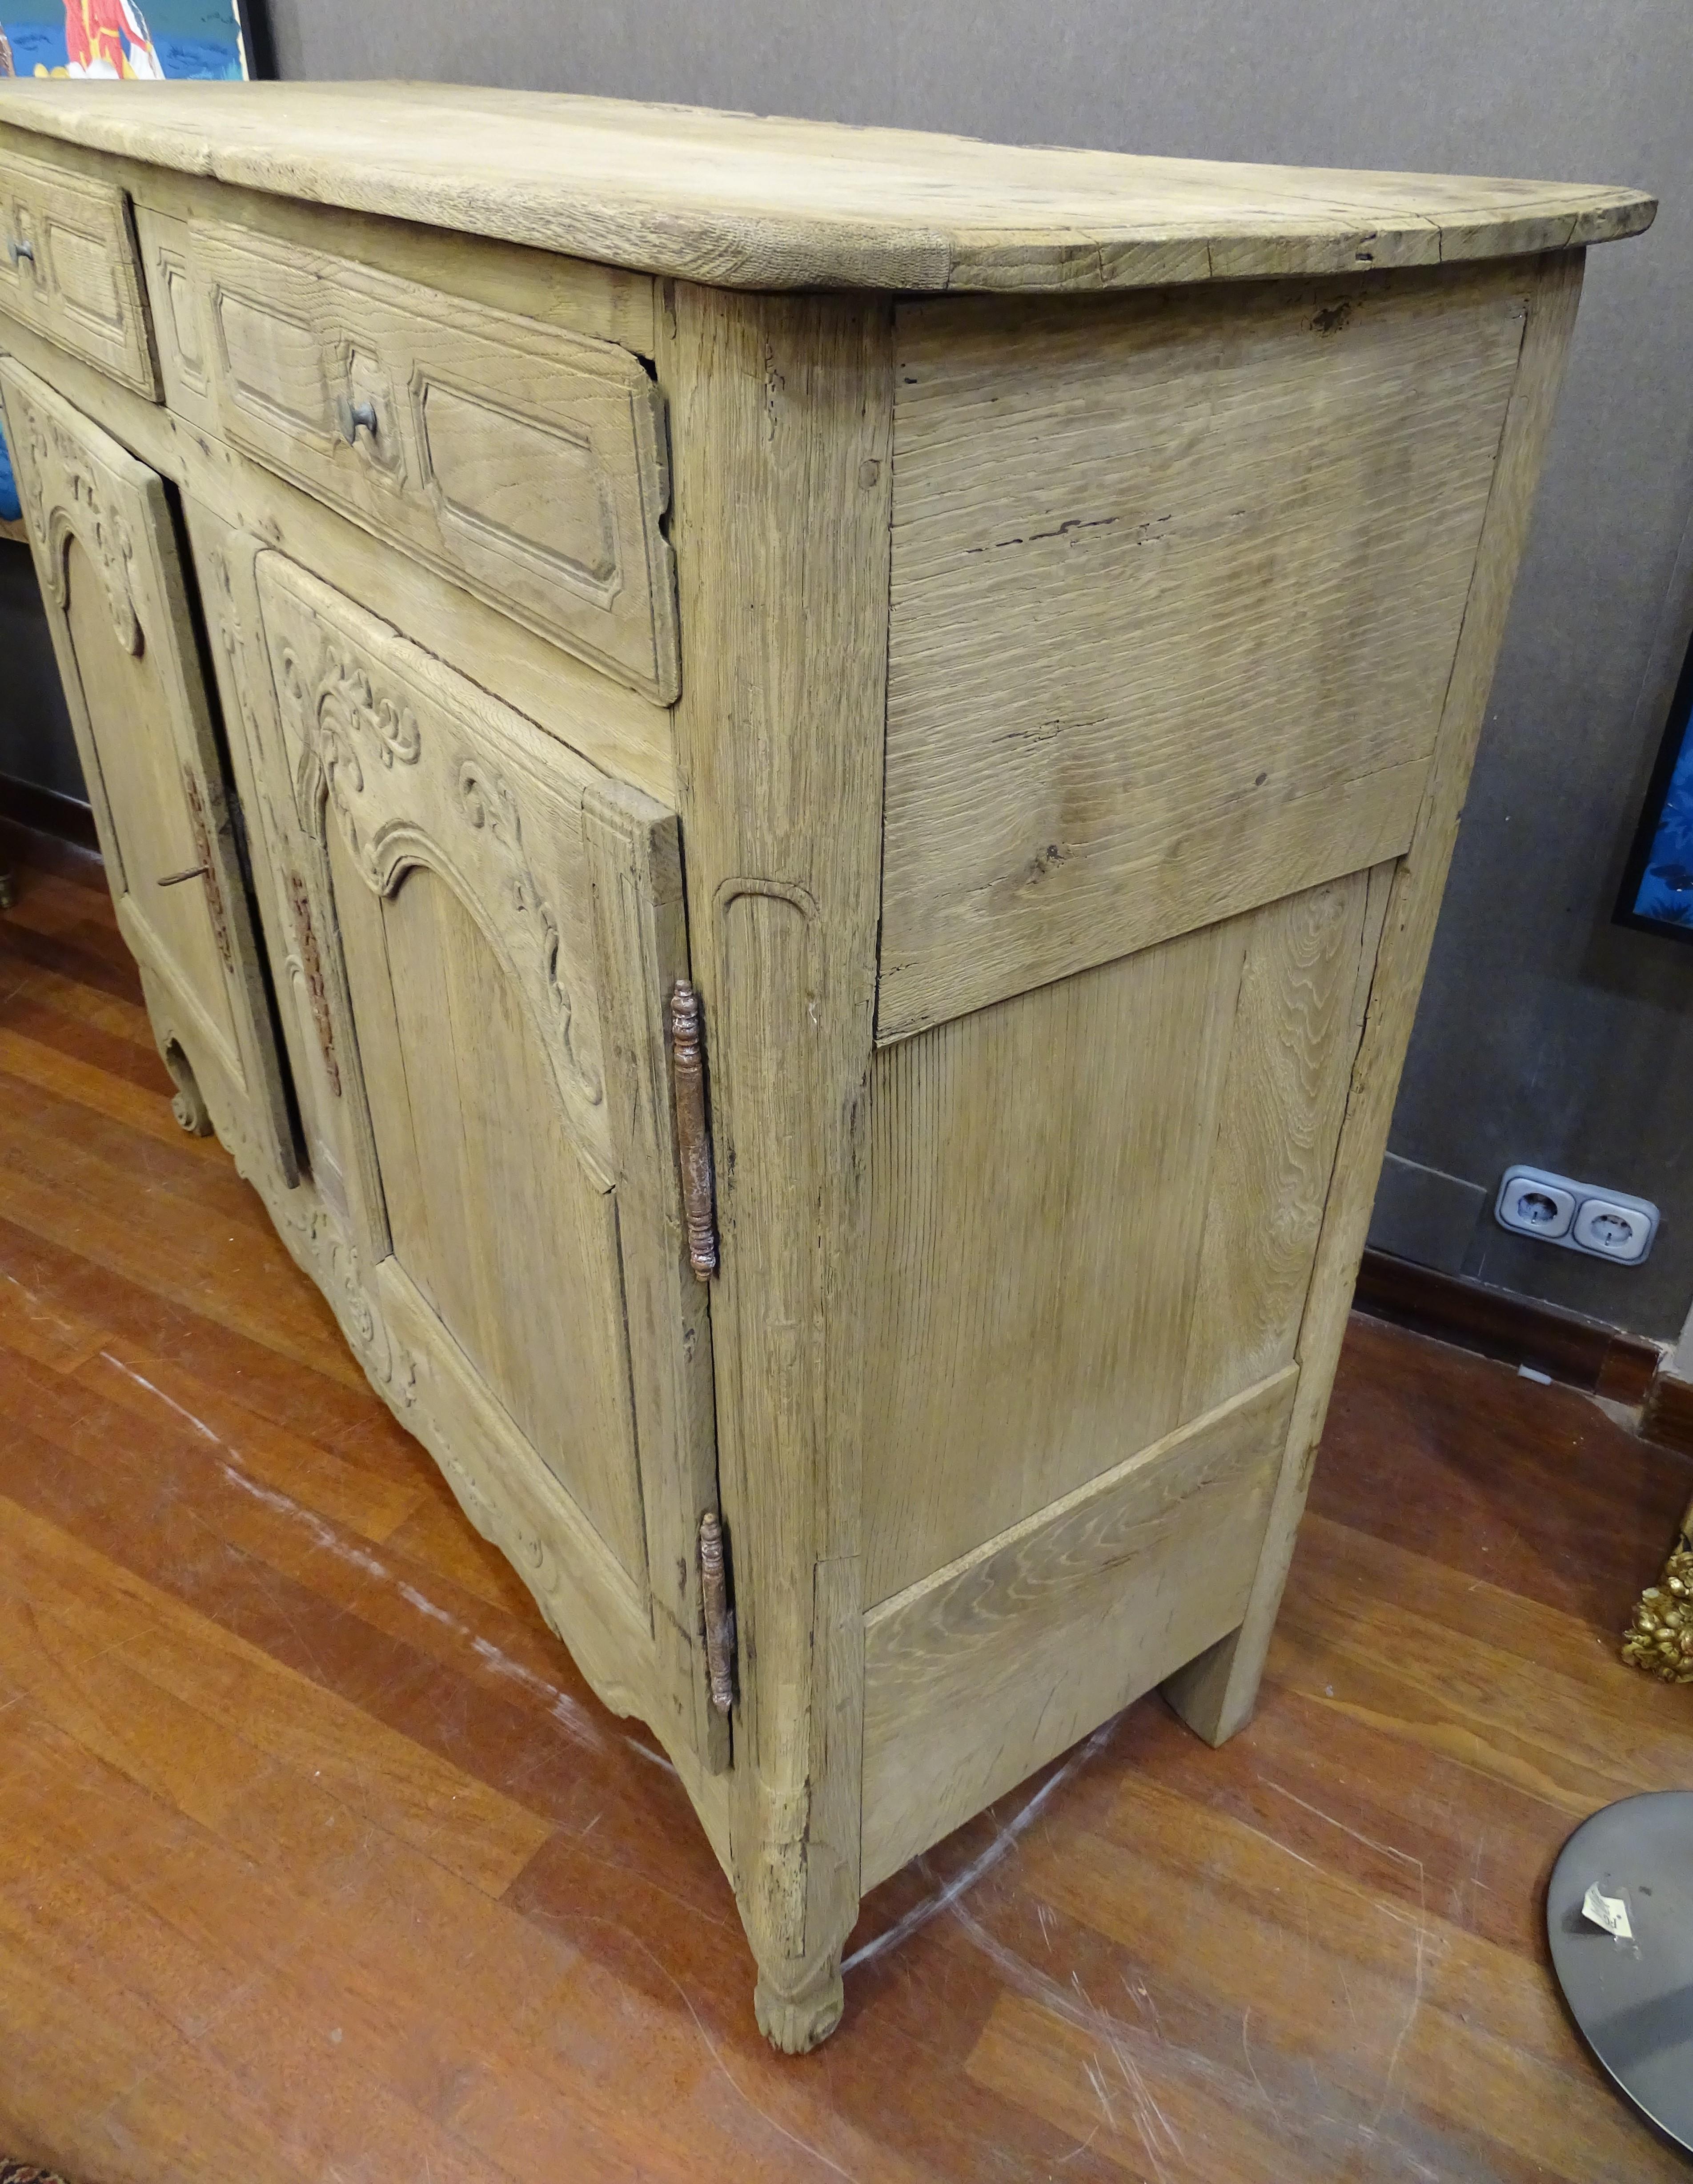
top-left (0, 0), bottom-right (263, 82)
top-left (1617, 627), bottom-right (1693, 941)
top-left (0, 0), bottom-right (269, 527)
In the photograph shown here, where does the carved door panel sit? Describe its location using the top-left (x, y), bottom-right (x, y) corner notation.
top-left (249, 548), bottom-right (726, 1774)
top-left (0, 358), bottom-right (294, 1185)
top-left (180, 499), bottom-right (353, 1231)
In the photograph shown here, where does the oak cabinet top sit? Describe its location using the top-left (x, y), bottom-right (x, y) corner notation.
top-left (0, 79), bottom-right (1654, 294)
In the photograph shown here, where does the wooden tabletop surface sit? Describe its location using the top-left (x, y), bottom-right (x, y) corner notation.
top-left (0, 80), bottom-right (1656, 292)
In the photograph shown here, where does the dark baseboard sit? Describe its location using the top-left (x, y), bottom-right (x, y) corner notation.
top-left (0, 772), bottom-right (100, 852)
top-left (1353, 1247), bottom-right (1663, 1404)
top-left (0, 812), bottom-right (105, 893)
top-left (1641, 1372), bottom-right (1693, 1460)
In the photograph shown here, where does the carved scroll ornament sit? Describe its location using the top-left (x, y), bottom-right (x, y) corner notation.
top-left (458, 759), bottom-right (603, 1111)
top-left (273, 629), bottom-right (421, 853)
top-left (7, 383), bottom-right (142, 655)
top-left (268, 599), bottom-right (604, 1125)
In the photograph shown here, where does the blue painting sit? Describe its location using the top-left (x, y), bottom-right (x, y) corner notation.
top-left (0, 2), bottom-right (254, 522)
top-left (1618, 634), bottom-right (1693, 941)
top-left (0, 0), bottom-right (250, 81)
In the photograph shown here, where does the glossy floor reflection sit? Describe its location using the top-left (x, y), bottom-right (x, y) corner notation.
top-left (2, 835), bottom-right (1691, 2184)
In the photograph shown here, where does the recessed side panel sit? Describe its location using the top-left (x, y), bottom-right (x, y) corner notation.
top-left (879, 261), bottom-right (1530, 1038)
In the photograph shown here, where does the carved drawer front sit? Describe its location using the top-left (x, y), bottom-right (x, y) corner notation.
top-left (0, 146), bottom-right (156, 397)
top-left (190, 223), bottom-right (678, 703)
top-left (0, 359), bottom-right (293, 1183)
top-left (250, 550), bottom-right (725, 1773)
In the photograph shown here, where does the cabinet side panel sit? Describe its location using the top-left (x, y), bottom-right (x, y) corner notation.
top-left (879, 261), bottom-right (1531, 1038)
top-left (862, 1366), bottom-right (1296, 1887)
top-left (1165, 249), bottom-right (1587, 1746)
top-left (864, 871), bottom-right (1374, 1606)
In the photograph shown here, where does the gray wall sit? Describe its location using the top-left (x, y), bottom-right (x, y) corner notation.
top-left (0, 544), bottom-right (80, 800)
top-left (20, 0), bottom-right (1693, 1336)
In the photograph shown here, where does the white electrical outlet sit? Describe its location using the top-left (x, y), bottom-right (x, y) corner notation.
top-left (1495, 1165), bottom-right (1659, 1264)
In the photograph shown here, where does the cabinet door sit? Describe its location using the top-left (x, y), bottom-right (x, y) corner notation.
top-left (249, 548), bottom-right (725, 1774)
top-left (0, 358), bottom-right (294, 1184)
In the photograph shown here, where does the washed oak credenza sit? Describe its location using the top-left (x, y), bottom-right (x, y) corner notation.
top-left (0, 79), bottom-right (1652, 2049)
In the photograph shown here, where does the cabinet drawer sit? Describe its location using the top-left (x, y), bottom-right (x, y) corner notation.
top-left (0, 147), bottom-right (157, 397)
top-left (189, 223), bottom-right (679, 703)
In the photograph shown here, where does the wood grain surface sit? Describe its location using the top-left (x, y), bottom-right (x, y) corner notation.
top-left (863, 873), bottom-right (1375, 1605)
top-left (1166, 249), bottom-right (1588, 1749)
top-left (878, 263), bottom-right (1526, 1038)
top-left (3, 838), bottom-right (1692, 2181)
top-left (0, 82), bottom-right (1655, 293)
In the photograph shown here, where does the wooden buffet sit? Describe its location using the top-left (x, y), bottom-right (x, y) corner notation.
top-left (0, 78), bottom-right (1652, 2049)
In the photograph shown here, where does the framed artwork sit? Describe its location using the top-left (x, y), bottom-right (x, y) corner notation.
top-left (0, 0), bottom-right (269, 527)
top-left (0, 0), bottom-right (265, 81)
top-left (1617, 623), bottom-right (1693, 941)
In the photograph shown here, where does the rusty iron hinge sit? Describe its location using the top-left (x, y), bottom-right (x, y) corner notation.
top-left (181, 768), bottom-right (233, 972)
top-left (698, 1509), bottom-right (735, 1715)
top-left (669, 977), bottom-right (718, 1281)
top-left (286, 868), bottom-right (341, 1098)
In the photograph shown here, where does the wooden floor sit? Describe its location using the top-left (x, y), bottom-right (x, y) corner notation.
top-left (2, 834), bottom-right (1692, 2184)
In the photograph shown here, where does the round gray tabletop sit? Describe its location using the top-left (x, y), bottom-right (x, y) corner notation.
top-left (1546, 1790), bottom-right (1693, 2156)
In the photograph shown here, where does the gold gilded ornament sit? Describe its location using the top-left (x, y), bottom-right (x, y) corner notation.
top-left (1623, 1501), bottom-right (1693, 1684)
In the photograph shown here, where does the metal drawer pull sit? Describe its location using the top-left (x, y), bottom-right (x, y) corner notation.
top-left (7, 238), bottom-right (33, 267)
top-left (341, 398), bottom-right (379, 442)
top-left (156, 863), bottom-right (209, 887)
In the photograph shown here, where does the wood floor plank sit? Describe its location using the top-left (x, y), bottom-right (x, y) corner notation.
top-left (70, 1339), bottom-right (429, 1546)
top-left (4, 841), bottom-right (1691, 2181)
top-left (0, 975), bottom-right (173, 1074)
top-left (0, 1144), bottom-right (371, 1388)
top-left (0, 1210), bottom-right (425, 1453)
top-left (0, 1490), bottom-right (553, 1894)
top-left (0, 1349), bottom-right (692, 1838)
top-left (0, 1030), bottom-right (226, 1151)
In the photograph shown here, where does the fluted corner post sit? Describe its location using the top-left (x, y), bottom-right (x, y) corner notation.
top-left (662, 281), bottom-right (894, 2051)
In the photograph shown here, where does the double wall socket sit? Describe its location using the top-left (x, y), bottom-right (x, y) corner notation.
top-left (1494, 1165), bottom-right (1660, 1265)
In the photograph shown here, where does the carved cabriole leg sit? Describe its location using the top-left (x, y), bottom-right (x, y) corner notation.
top-left (662, 285), bottom-right (893, 2051)
top-left (1164, 248), bottom-right (1587, 1747)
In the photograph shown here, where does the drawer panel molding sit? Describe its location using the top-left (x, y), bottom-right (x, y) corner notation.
top-left (193, 222), bottom-right (679, 702)
top-left (0, 145), bottom-right (156, 396)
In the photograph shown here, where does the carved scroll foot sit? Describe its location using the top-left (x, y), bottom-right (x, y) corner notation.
top-left (162, 1042), bottom-right (214, 1137)
top-left (753, 1951), bottom-right (845, 2055)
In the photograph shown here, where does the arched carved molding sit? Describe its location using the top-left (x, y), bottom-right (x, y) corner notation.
top-left (4, 377), bottom-right (142, 655)
top-left (269, 601), bottom-right (608, 1147)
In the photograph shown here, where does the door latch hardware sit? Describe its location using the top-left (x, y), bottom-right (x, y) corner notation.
top-left (669, 977), bottom-right (718, 1280)
top-left (698, 1510), bottom-right (735, 1714)
top-left (156, 864), bottom-right (209, 887)
top-left (181, 770), bottom-right (233, 970)
top-left (286, 868), bottom-right (341, 1097)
